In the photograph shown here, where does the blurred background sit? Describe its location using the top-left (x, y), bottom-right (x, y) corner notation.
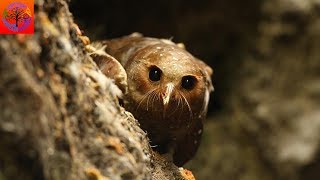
top-left (70, 0), bottom-right (320, 179)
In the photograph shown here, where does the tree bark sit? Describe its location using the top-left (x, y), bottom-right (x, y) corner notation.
top-left (0, 0), bottom-right (188, 179)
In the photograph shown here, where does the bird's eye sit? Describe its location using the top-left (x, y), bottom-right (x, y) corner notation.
top-left (181, 76), bottom-right (196, 90)
top-left (149, 66), bottom-right (162, 81)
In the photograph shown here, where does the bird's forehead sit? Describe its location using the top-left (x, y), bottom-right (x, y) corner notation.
top-left (143, 45), bottom-right (201, 76)
top-left (160, 59), bottom-right (195, 75)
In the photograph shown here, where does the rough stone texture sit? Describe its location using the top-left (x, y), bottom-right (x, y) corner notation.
top-left (2, 0), bottom-right (320, 179)
top-left (0, 0), bottom-right (186, 179)
top-left (236, 0), bottom-right (320, 178)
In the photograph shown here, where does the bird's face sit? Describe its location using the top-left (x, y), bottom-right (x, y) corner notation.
top-left (125, 43), bottom-right (212, 120)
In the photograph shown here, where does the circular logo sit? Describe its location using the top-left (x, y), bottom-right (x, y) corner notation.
top-left (2, 2), bottom-right (32, 32)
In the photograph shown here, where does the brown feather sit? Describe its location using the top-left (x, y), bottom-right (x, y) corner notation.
top-left (98, 33), bottom-right (213, 166)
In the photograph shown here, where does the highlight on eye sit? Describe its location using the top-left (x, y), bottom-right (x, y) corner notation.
top-left (181, 75), bottom-right (197, 90)
top-left (149, 66), bottom-right (162, 81)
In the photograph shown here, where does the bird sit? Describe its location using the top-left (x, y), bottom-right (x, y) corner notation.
top-left (91, 33), bottom-right (213, 166)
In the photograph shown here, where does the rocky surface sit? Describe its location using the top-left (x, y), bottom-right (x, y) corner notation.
top-left (0, 0), bottom-right (188, 179)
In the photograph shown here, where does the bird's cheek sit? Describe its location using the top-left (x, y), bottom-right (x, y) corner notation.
top-left (129, 77), bottom-right (151, 94)
top-left (187, 91), bottom-right (206, 107)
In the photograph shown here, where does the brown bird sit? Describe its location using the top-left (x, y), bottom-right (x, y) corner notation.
top-left (91, 33), bottom-right (213, 166)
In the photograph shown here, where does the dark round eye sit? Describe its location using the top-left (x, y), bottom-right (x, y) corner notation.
top-left (181, 76), bottom-right (197, 90)
top-left (149, 66), bottom-right (162, 81)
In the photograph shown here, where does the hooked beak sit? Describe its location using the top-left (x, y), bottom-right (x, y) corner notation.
top-left (163, 83), bottom-right (174, 108)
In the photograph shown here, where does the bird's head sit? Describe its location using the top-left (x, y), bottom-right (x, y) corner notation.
top-left (125, 41), bottom-right (213, 119)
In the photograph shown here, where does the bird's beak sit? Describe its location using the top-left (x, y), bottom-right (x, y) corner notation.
top-left (163, 83), bottom-right (174, 107)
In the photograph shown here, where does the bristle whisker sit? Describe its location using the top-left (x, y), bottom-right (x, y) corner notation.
top-left (177, 95), bottom-right (184, 120)
top-left (146, 91), bottom-right (152, 111)
top-left (179, 92), bottom-right (193, 119)
top-left (136, 89), bottom-right (156, 112)
top-left (168, 95), bottom-right (181, 117)
top-left (150, 90), bottom-right (158, 112)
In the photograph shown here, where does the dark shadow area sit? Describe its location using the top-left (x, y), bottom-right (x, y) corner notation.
top-left (70, 0), bottom-right (262, 116)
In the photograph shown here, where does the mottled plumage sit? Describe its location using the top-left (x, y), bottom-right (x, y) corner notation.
top-left (91, 33), bottom-right (213, 166)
